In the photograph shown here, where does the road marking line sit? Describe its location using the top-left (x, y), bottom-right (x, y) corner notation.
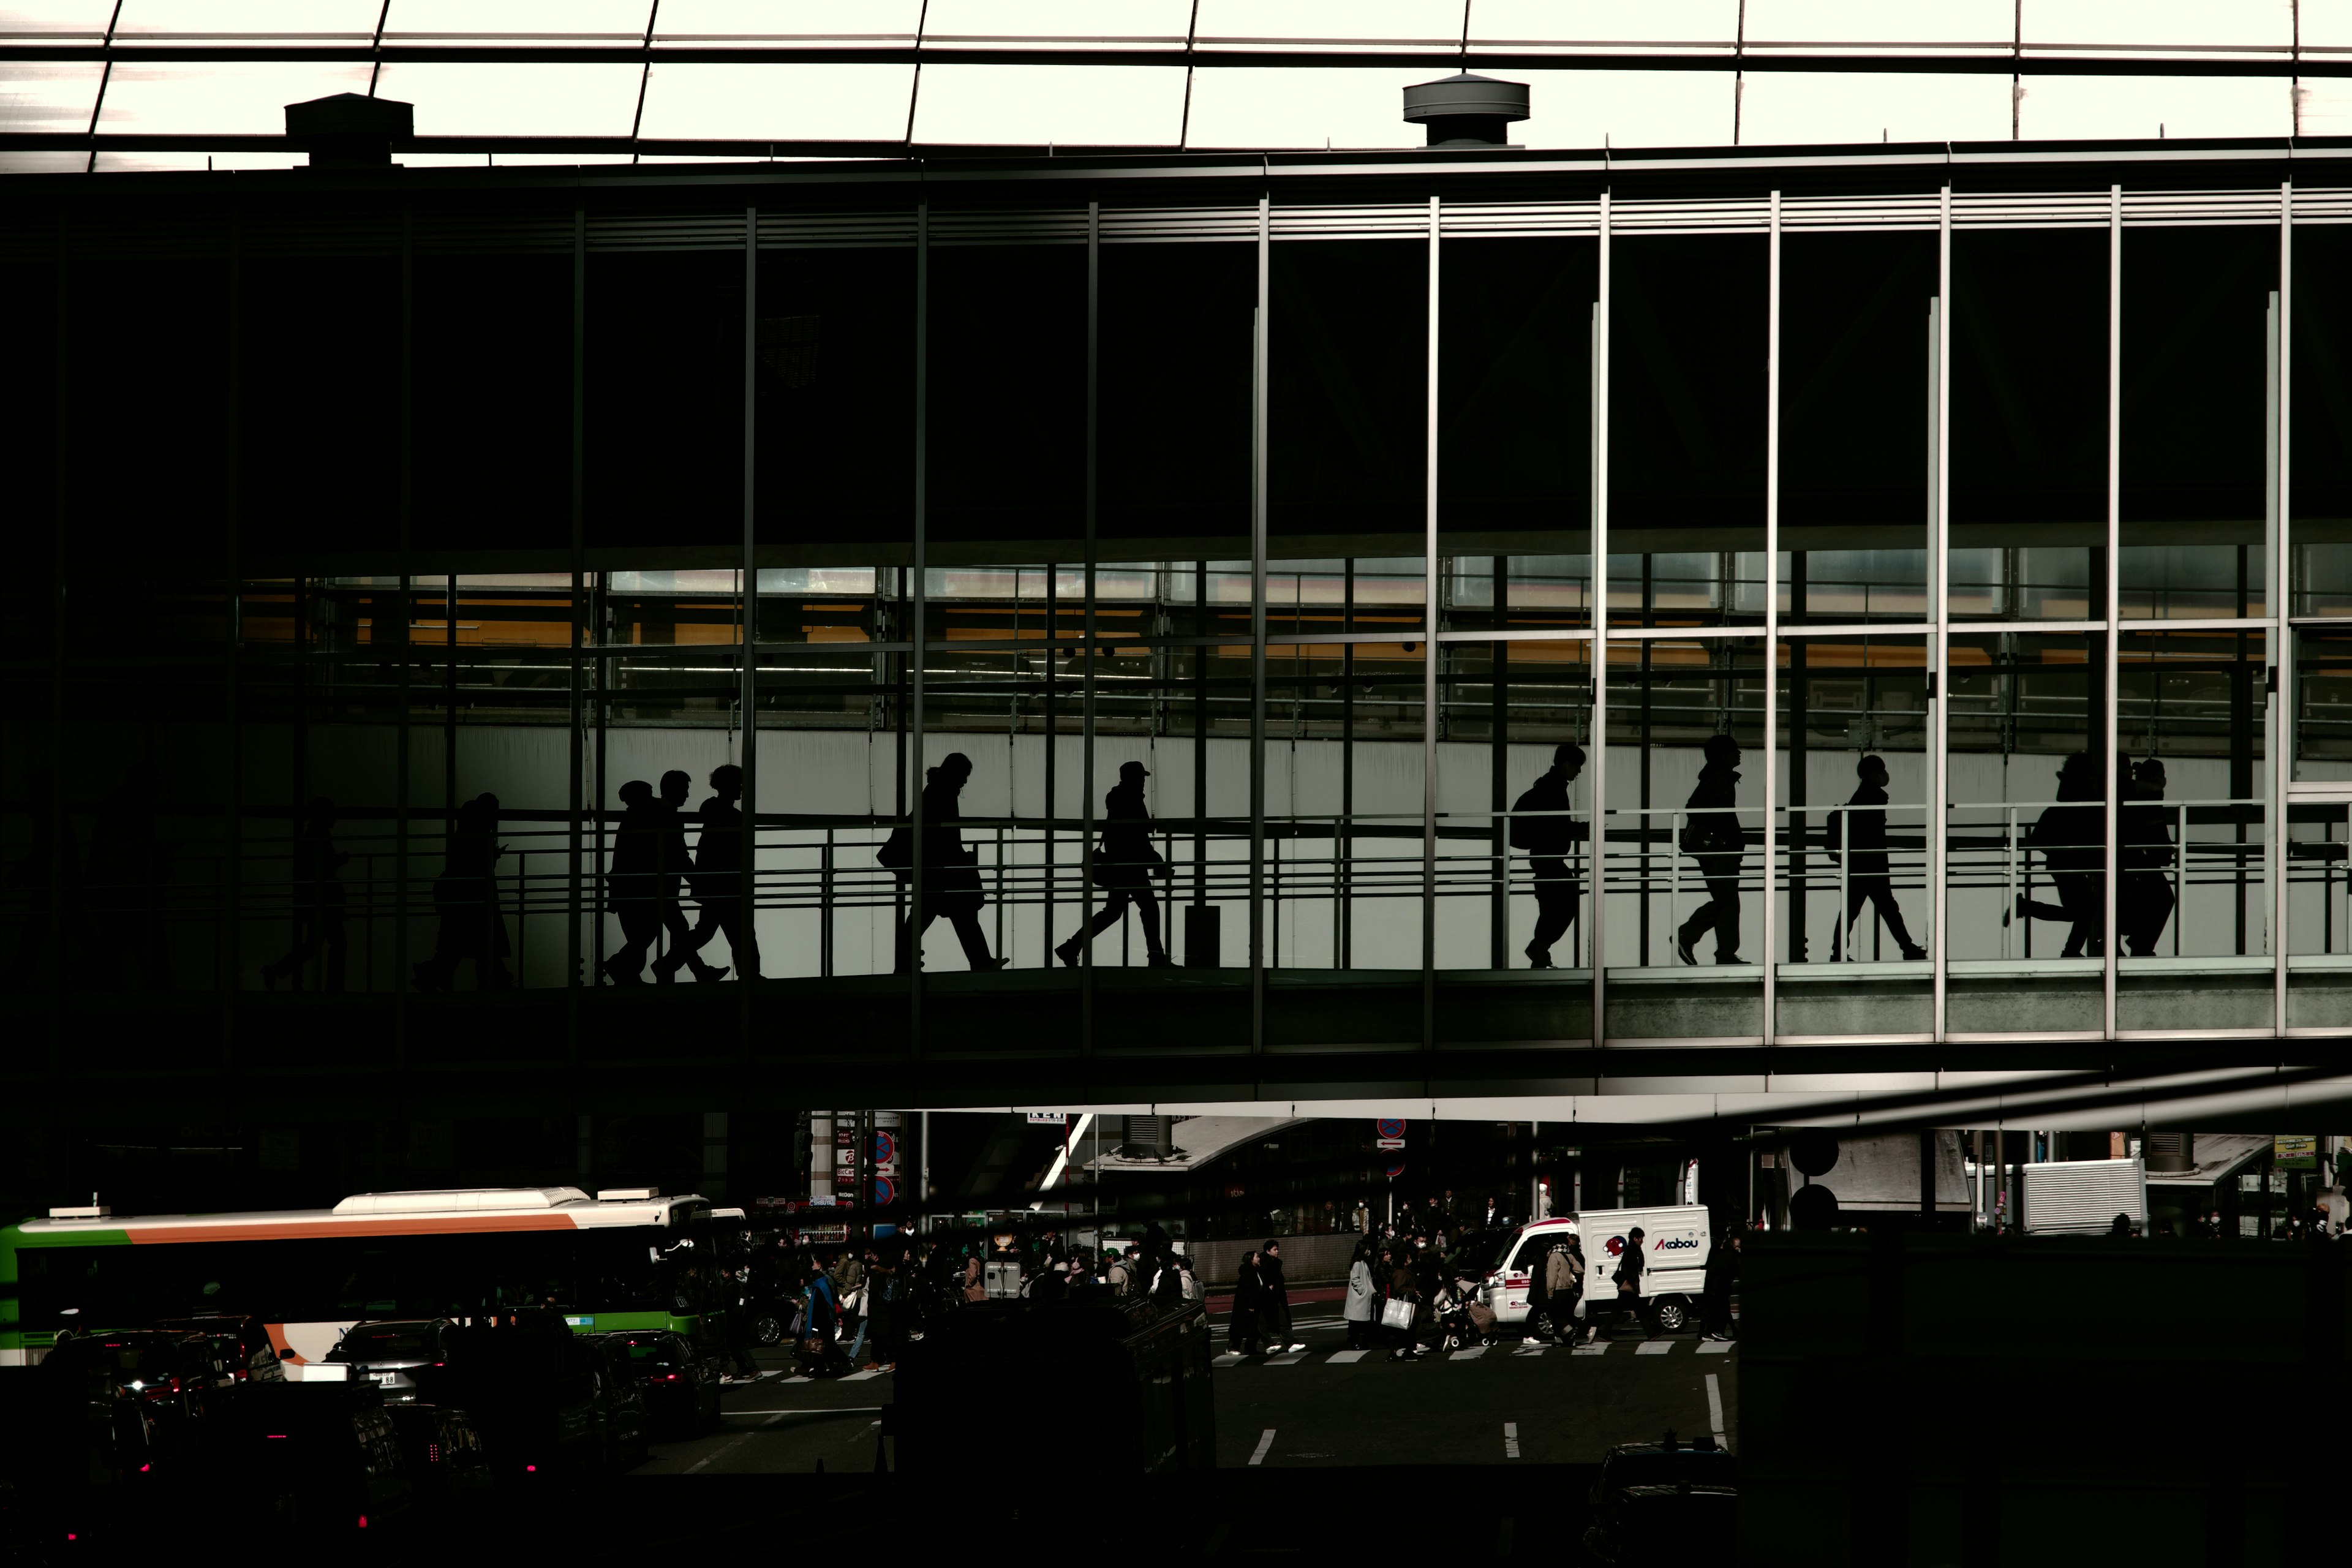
top-left (1571, 1342), bottom-right (1610, 1355)
top-left (1325, 1349), bottom-right (1370, 1363)
top-left (1706, 1372), bottom-right (1729, 1451)
top-left (1213, 1352), bottom-right (1245, 1365)
top-left (723, 1406), bottom-right (885, 1417)
top-left (1514, 1343), bottom-right (1547, 1357)
top-left (1503, 1421), bottom-right (1520, 1459)
top-left (841, 1368), bottom-right (888, 1382)
top-left (1635, 1340), bottom-right (1673, 1355)
top-left (1268, 1352), bottom-right (1307, 1365)
top-left (781, 1376), bottom-right (813, 1384)
top-left (1248, 1429), bottom-right (1276, 1466)
top-left (686, 1411), bottom-right (780, 1471)
top-left (1698, 1340), bottom-right (1735, 1354)
top-left (1452, 1345), bottom-right (1488, 1360)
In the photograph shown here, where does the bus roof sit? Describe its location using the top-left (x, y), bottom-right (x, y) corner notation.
top-left (9, 1188), bottom-right (708, 1245)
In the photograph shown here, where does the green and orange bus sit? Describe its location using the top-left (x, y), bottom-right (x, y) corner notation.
top-left (1, 1186), bottom-right (718, 1367)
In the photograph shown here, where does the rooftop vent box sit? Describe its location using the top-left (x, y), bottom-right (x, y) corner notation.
top-left (1401, 72), bottom-right (1530, 148)
top-left (285, 92), bottom-right (413, 168)
top-left (597, 1188), bottom-right (660, 1202)
top-left (48, 1205), bottom-right (110, 1219)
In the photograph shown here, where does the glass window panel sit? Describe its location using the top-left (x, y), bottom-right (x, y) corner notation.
top-left (1781, 230), bottom-right (1935, 623)
top-left (585, 249), bottom-right (741, 551)
top-left (371, 63), bottom-right (644, 138)
top-left (1609, 236), bottom-right (1768, 624)
top-left (919, 0), bottom-right (1193, 50)
top-left (1736, 69), bottom-right (2013, 145)
top-left (650, 0), bottom-right (922, 48)
top-left (1270, 241), bottom-right (1427, 585)
top-left (1512, 67), bottom-right (1736, 149)
top-left (1469, 0), bottom-right (1740, 54)
top-left (0, 62), bottom-right (105, 132)
top-left (638, 62), bottom-right (914, 142)
top-left (1195, 0), bottom-right (1465, 52)
top-left (94, 62), bottom-right (374, 134)
top-left (380, 0), bottom-right (655, 46)
top-left (911, 64), bottom-right (1187, 146)
top-left (2291, 223), bottom-right (2352, 617)
top-left (2285, 630), bottom-right (2350, 1022)
top-left (1948, 228), bottom-right (2105, 621)
top-left (2024, 0), bottom-right (2293, 56)
top-left (1185, 64), bottom-right (1440, 149)
top-left (110, 0), bottom-right (382, 45)
top-left (2120, 224), bottom-right (2274, 620)
top-left (2016, 74), bottom-right (2291, 140)
top-left (2304, 76), bottom-right (2352, 138)
top-left (1740, 0), bottom-right (2015, 54)
top-left (0, 2), bottom-right (118, 39)
top-left (926, 241), bottom-right (1085, 548)
top-left (1439, 236), bottom-right (1597, 600)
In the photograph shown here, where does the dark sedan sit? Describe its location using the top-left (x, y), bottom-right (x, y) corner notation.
top-left (596, 1330), bottom-right (720, 1436)
top-left (323, 1318), bottom-right (454, 1404)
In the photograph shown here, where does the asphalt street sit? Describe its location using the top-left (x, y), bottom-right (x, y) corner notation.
top-left (635, 1307), bottom-right (1738, 1476)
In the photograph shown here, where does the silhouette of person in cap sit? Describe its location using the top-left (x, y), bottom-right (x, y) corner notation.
top-left (1055, 760), bottom-right (1170, 968)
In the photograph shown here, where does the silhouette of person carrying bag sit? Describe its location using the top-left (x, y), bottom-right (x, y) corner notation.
top-left (1055, 760), bottom-right (1171, 968)
top-left (881, 752), bottom-right (1006, 973)
top-left (1510, 742), bottom-right (1588, 970)
top-left (413, 792), bottom-right (511, 990)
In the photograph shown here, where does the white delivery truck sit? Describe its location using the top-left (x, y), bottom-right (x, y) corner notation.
top-left (1477, 1205), bottom-right (1713, 1335)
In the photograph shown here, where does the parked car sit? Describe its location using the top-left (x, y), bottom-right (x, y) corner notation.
top-left (598, 1329), bottom-right (721, 1436)
top-left (385, 1403), bottom-right (494, 1504)
top-left (1580, 1433), bottom-right (1738, 1567)
top-left (581, 1333), bottom-right (652, 1469)
top-left (154, 1313), bottom-right (287, 1386)
top-left (323, 1317), bottom-right (455, 1404)
top-left (39, 1329), bottom-right (225, 1452)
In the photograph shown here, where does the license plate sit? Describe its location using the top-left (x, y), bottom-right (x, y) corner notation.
top-left (374, 1373), bottom-right (398, 1384)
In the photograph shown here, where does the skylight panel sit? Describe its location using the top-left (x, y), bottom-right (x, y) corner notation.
top-left (913, 62), bottom-right (1186, 145)
top-left (636, 62), bottom-right (916, 141)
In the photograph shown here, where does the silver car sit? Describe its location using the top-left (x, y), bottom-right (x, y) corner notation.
top-left (323, 1317), bottom-right (455, 1403)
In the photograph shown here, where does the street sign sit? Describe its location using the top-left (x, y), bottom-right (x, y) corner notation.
top-left (1376, 1117), bottom-right (1406, 1150)
top-left (1027, 1112), bottom-right (1069, 1125)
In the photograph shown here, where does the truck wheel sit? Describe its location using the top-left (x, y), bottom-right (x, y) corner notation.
top-left (1653, 1299), bottom-right (1689, 1333)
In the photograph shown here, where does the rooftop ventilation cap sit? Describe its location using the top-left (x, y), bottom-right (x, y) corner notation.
top-left (1402, 71), bottom-right (1530, 149)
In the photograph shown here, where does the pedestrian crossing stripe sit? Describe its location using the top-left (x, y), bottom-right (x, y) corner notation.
top-left (1634, 1341), bottom-right (1673, 1354)
top-left (1698, 1340), bottom-right (1735, 1354)
top-left (1268, 1352), bottom-right (1308, 1365)
top-left (1451, 1346), bottom-right (1488, 1360)
top-left (1325, 1349), bottom-right (1371, 1363)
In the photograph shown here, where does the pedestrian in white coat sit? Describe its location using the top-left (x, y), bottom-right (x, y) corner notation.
top-left (1343, 1238), bottom-right (1378, 1349)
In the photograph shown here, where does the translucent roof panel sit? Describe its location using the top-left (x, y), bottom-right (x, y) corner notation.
top-left (1195, 0), bottom-right (1467, 55)
top-left (381, 1), bottom-right (657, 48)
top-left (95, 61), bottom-right (374, 135)
top-left (2022, 0), bottom-right (2293, 59)
top-left (2307, 0), bottom-right (2352, 53)
top-left (110, 1), bottom-right (383, 47)
top-left (651, 0), bottom-right (922, 49)
top-left (1469, 0), bottom-right (1741, 56)
top-left (488, 150), bottom-right (641, 165)
top-left (2299, 77), bottom-right (2352, 136)
top-left (372, 62), bottom-right (646, 137)
top-left (0, 62), bottom-right (105, 133)
top-left (1512, 68), bottom-right (1736, 148)
top-left (93, 148), bottom-right (214, 170)
top-left (637, 62), bottom-right (916, 141)
top-left (1741, 0), bottom-right (2015, 55)
top-left (0, 2), bottom-right (118, 40)
top-left (913, 62), bottom-right (1186, 145)
top-left (1184, 64), bottom-right (1439, 149)
top-left (1738, 69), bottom-right (2013, 146)
top-left (2016, 74), bottom-right (2291, 140)
top-left (918, 0), bottom-right (1193, 52)
top-left (0, 149), bottom-right (95, 170)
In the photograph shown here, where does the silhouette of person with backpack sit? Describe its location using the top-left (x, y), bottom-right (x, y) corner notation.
top-left (1675, 734), bottom-right (1748, 965)
top-left (412, 793), bottom-right (511, 990)
top-left (673, 763), bottom-right (755, 980)
top-left (1054, 760), bottom-right (1170, 968)
top-left (262, 796), bottom-right (347, 991)
top-left (1510, 742), bottom-right (1589, 969)
top-left (886, 752), bottom-right (1005, 973)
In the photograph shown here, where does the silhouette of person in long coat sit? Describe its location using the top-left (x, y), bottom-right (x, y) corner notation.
top-left (1676, 734), bottom-right (1747, 965)
top-left (676, 763), bottom-right (756, 979)
top-left (2017, 752), bottom-right (2108, 958)
top-left (600, 780), bottom-right (662, 985)
top-left (413, 792), bottom-right (511, 990)
top-left (894, 752), bottom-right (1005, 973)
top-left (1055, 760), bottom-right (1170, 968)
top-left (262, 796), bottom-right (347, 991)
top-left (1828, 753), bottom-right (1927, 961)
top-left (646, 769), bottom-right (725, 983)
top-left (2120, 756), bottom-right (2176, 957)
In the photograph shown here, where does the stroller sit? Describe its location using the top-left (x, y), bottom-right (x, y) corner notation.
top-left (1432, 1275), bottom-right (1498, 1352)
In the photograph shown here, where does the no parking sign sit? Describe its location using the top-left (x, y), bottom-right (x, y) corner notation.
top-left (1376, 1117), bottom-right (1406, 1150)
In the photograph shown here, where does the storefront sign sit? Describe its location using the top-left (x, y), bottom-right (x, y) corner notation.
top-left (2273, 1134), bottom-right (2318, 1170)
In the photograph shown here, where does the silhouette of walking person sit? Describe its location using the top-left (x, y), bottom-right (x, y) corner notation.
top-left (1675, 733), bottom-right (1748, 965)
top-left (675, 763), bottom-right (756, 981)
top-left (1510, 742), bottom-right (1589, 969)
top-left (412, 792), bottom-right (512, 990)
top-left (647, 768), bottom-right (726, 983)
top-left (2120, 756), bottom-right (2176, 957)
top-left (6, 767), bottom-right (83, 989)
top-left (599, 780), bottom-right (662, 986)
top-left (2016, 752), bottom-right (2108, 957)
top-left (1825, 753), bottom-right (1927, 962)
top-left (86, 766), bottom-right (171, 990)
top-left (1055, 760), bottom-right (1171, 968)
top-left (262, 796), bottom-right (347, 991)
top-left (891, 752), bottom-right (1006, 973)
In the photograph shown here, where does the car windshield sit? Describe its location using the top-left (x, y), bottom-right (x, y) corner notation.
top-left (1446, 1229), bottom-right (1510, 1276)
top-left (335, 1325), bottom-right (437, 1359)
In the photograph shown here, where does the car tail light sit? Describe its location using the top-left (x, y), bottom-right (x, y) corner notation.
top-left (356, 1515), bottom-right (368, 1529)
top-left (525, 1464), bottom-right (537, 1473)
top-left (427, 1443), bottom-right (440, 1464)
top-left (658, 1373), bottom-right (680, 1382)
